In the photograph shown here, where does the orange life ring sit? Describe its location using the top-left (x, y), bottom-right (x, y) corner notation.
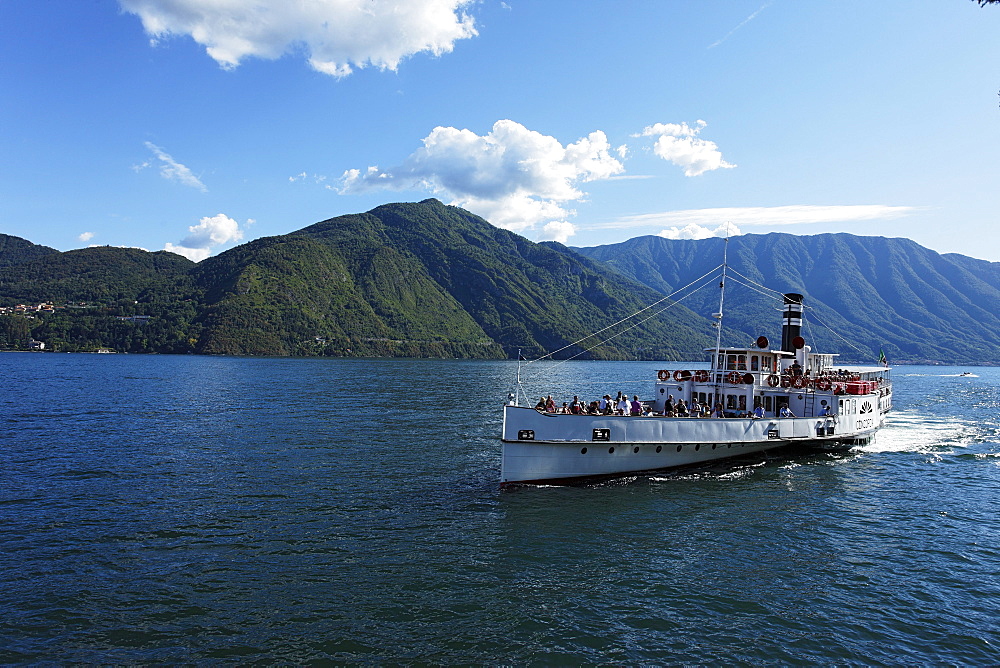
top-left (674, 369), bottom-right (692, 382)
top-left (767, 374), bottom-right (780, 387)
top-left (815, 377), bottom-right (831, 391)
top-left (792, 375), bottom-right (806, 389)
top-left (657, 370), bottom-right (670, 381)
top-left (727, 371), bottom-right (742, 384)
top-left (694, 369), bottom-right (710, 383)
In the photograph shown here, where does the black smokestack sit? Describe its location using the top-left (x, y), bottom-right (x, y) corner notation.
top-left (781, 293), bottom-right (804, 352)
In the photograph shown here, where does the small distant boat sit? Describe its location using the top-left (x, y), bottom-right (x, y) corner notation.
top-left (959, 371), bottom-right (974, 377)
top-left (501, 246), bottom-right (892, 487)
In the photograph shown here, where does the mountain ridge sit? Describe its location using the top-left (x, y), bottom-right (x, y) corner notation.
top-left (1, 202), bottom-right (997, 364)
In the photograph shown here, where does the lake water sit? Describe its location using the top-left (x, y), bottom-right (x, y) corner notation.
top-left (2, 354), bottom-right (999, 663)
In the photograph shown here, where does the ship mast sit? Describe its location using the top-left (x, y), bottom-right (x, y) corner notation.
top-left (711, 227), bottom-right (730, 393)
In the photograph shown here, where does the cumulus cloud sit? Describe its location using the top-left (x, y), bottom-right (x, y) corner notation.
top-left (78, 232), bottom-right (94, 242)
top-left (538, 221), bottom-right (577, 244)
top-left (338, 120), bottom-right (624, 241)
top-left (119, 0), bottom-right (478, 77)
top-left (595, 204), bottom-right (920, 233)
top-left (164, 213), bottom-right (244, 262)
top-left (638, 120), bottom-right (735, 177)
top-left (140, 141), bottom-right (207, 191)
top-left (657, 222), bottom-right (741, 240)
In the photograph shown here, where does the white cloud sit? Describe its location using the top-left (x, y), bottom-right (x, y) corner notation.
top-left (657, 222), bottom-right (741, 240)
top-left (78, 232), bottom-right (94, 242)
top-left (119, 0), bottom-right (478, 78)
top-left (596, 205), bottom-right (920, 232)
top-left (164, 213), bottom-right (244, 262)
top-left (538, 221), bottom-right (577, 244)
top-left (638, 120), bottom-right (735, 177)
top-left (142, 141), bottom-right (207, 191)
top-left (339, 120), bottom-right (623, 236)
top-left (290, 172), bottom-right (327, 184)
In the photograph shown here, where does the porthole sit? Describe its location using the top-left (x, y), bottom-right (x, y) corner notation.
top-left (633, 447), bottom-right (639, 454)
top-left (580, 447), bottom-right (588, 454)
top-left (608, 446), bottom-right (615, 454)
top-left (656, 446), bottom-right (662, 453)
top-left (695, 444), bottom-right (701, 451)
top-left (676, 445), bottom-right (682, 452)
top-left (712, 444), bottom-right (717, 450)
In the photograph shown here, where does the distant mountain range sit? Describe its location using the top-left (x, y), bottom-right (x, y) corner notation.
top-left (2, 199), bottom-right (997, 364)
top-left (573, 233), bottom-right (1000, 365)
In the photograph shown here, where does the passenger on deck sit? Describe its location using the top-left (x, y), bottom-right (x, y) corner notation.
top-left (588, 400), bottom-right (601, 414)
top-left (752, 404), bottom-right (764, 419)
top-left (570, 396), bottom-right (582, 414)
top-left (561, 402), bottom-right (569, 414)
top-left (821, 404), bottom-right (833, 417)
top-left (676, 399), bottom-right (689, 417)
top-left (617, 395), bottom-right (630, 415)
top-left (598, 394), bottom-right (611, 414)
top-left (630, 395), bottom-right (642, 416)
top-left (535, 397), bottom-right (546, 411)
top-left (545, 395), bottom-right (556, 413)
top-left (780, 405), bottom-right (795, 418)
top-left (664, 395), bottom-right (675, 415)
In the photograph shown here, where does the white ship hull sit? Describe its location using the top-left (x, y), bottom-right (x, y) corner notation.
top-left (501, 399), bottom-right (883, 486)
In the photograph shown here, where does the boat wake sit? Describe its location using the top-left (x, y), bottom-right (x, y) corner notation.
top-left (864, 410), bottom-right (978, 454)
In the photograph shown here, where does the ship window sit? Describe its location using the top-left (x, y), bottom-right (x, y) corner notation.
top-left (738, 355), bottom-right (747, 370)
top-left (751, 356), bottom-right (759, 371)
top-left (727, 394), bottom-right (737, 410)
top-left (762, 356), bottom-right (772, 371)
top-left (764, 396), bottom-right (773, 412)
top-left (726, 354), bottom-right (737, 370)
top-left (738, 395), bottom-right (747, 412)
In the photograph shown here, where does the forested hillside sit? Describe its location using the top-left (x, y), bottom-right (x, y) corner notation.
top-left (2, 204), bottom-right (999, 363)
top-left (0, 200), bottom-right (713, 358)
top-left (573, 233), bottom-right (1000, 364)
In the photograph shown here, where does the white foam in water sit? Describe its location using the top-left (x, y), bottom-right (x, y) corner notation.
top-left (864, 409), bottom-right (971, 454)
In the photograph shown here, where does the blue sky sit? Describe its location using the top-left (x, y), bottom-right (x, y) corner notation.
top-left (2, 0), bottom-right (998, 262)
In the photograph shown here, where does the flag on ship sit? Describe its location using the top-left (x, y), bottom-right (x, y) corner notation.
top-left (878, 348), bottom-right (887, 366)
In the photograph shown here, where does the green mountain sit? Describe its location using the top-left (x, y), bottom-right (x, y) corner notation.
top-left (0, 200), bottom-right (713, 358)
top-left (189, 199), bottom-right (712, 358)
top-left (3, 204), bottom-right (999, 363)
top-left (573, 233), bottom-right (1000, 364)
top-left (0, 233), bottom-right (59, 268)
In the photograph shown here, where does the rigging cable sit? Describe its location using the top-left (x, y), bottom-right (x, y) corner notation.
top-left (804, 306), bottom-right (874, 361)
top-left (518, 267), bottom-right (723, 383)
top-left (519, 262), bottom-right (724, 368)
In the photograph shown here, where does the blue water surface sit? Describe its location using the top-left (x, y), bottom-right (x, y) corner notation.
top-left (1, 354), bottom-right (998, 663)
